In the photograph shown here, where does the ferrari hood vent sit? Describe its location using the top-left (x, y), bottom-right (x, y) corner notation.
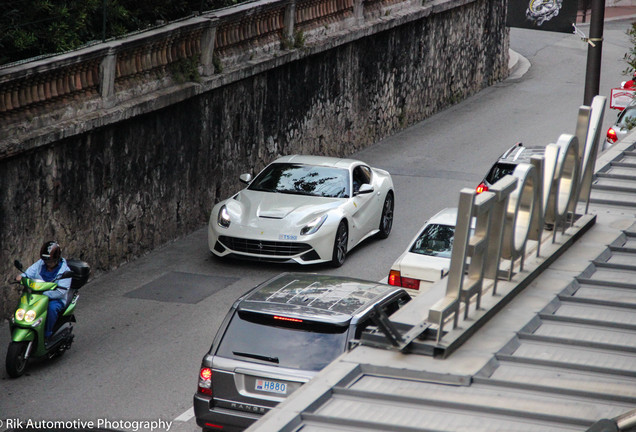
top-left (259, 213), bottom-right (285, 219)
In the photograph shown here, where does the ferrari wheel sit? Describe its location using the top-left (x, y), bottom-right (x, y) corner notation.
top-left (331, 221), bottom-right (348, 267)
top-left (377, 192), bottom-right (394, 239)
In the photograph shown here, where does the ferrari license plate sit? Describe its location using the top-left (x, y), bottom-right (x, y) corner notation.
top-left (255, 379), bottom-right (287, 394)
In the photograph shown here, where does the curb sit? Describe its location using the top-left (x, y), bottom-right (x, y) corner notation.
top-left (508, 48), bottom-right (531, 80)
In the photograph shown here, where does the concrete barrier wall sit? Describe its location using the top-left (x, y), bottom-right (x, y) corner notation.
top-left (0, 0), bottom-right (509, 317)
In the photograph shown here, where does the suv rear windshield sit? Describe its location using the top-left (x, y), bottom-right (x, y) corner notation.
top-left (216, 311), bottom-right (349, 371)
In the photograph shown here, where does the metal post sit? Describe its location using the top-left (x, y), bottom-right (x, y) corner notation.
top-left (583, 0), bottom-right (605, 105)
top-left (102, 0), bottom-right (107, 42)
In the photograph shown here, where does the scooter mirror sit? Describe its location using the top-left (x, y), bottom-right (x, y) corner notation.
top-left (14, 260), bottom-right (23, 271)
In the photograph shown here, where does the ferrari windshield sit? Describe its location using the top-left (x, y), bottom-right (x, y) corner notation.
top-left (248, 163), bottom-right (350, 198)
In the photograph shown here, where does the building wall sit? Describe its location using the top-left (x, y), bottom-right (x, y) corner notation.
top-left (0, 0), bottom-right (509, 317)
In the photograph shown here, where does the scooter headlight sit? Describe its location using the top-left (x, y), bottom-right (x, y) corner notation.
top-left (15, 308), bottom-right (25, 320)
top-left (25, 310), bottom-right (36, 323)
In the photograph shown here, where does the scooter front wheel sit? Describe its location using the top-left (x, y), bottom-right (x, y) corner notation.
top-left (6, 341), bottom-right (29, 378)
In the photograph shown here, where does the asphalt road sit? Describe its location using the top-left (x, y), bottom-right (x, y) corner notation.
top-left (1, 17), bottom-right (634, 432)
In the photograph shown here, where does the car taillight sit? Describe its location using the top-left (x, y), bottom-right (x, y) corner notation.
top-left (476, 182), bottom-right (488, 194)
top-left (607, 127), bottom-right (618, 143)
top-left (388, 270), bottom-right (419, 290)
top-left (198, 367), bottom-right (213, 396)
top-left (400, 276), bottom-right (420, 290)
top-left (274, 315), bottom-right (303, 323)
top-left (388, 270), bottom-right (401, 286)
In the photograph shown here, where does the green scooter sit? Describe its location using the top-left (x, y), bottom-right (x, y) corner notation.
top-left (6, 258), bottom-right (90, 378)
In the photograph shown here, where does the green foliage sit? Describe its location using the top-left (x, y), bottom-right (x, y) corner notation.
top-left (282, 30), bottom-right (306, 50)
top-left (1, 0), bottom-right (100, 64)
top-left (281, 33), bottom-right (293, 50)
top-left (207, 0), bottom-right (240, 8)
top-left (0, 0), bottom-right (218, 66)
top-left (293, 30), bottom-right (305, 49)
top-left (623, 22), bottom-right (636, 76)
top-left (170, 54), bottom-right (201, 83)
top-left (625, 116), bottom-right (636, 131)
top-left (213, 53), bottom-right (223, 73)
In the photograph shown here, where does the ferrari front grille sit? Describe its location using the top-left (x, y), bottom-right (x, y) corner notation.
top-left (218, 236), bottom-right (312, 256)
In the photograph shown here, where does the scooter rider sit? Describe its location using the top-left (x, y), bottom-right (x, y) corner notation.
top-left (16, 241), bottom-right (72, 342)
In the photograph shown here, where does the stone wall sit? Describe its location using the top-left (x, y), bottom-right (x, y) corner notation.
top-left (0, 0), bottom-right (509, 318)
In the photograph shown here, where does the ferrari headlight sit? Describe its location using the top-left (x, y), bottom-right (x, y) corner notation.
top-left (24, 310), bottom-right (36, 323)
top-left (15, 308), bottom-right (25, 321)
top-left (301, 215), bottom-right (328, 235)
top-left (217, 205), bottom-right (231, 228)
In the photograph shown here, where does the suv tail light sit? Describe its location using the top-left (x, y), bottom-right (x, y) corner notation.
top-left (476, 182), bottom-right (489, 194)
top-left (274, 315), bottom-right (303, 323)
top-left (388, 270), bottom-right (419, 290)
top-left (198, 367), bottom-right (213, 396)
top-left (607, 127), bottom-right (618, 144)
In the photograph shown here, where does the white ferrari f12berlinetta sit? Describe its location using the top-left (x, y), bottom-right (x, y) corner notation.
top-left (208, 155), bottom-right (394, 267)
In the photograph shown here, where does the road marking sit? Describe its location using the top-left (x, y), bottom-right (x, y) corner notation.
top-left (175, 407), bottom-right (195, 422)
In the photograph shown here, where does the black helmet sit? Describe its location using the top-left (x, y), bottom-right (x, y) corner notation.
top-left (40, 241), bottom-right (61, 262)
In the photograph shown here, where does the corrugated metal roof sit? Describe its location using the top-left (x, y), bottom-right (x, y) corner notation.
top-left (245, 139), bottom-right (636, 432)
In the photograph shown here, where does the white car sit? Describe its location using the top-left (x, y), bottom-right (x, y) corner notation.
top-left (208, 155), bottom-right (394, 267)
top-left (388, 207), bottom-right (459, 295)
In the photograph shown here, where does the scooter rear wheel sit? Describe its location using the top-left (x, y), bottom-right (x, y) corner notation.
top-left (6, 341), bottom-right (29, 378)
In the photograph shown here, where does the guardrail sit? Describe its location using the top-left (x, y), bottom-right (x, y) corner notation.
top-left (0, 0), bottom-right (394, 131)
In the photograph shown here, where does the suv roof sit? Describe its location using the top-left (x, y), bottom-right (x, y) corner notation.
top-left (496, 142), bottom-right (545, 164)
top-left (239, 273), bottom-right (403, 324)
top-left (481, 143), bottom-right (545, 188)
